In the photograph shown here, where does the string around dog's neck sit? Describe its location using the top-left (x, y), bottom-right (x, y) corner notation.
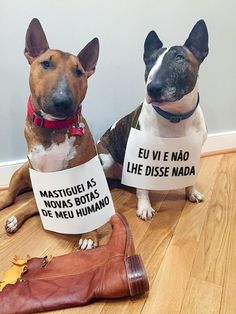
top-left (152, 93), bottom-right (200, 123)
top-left (27, 96), bottom-right (84, 136)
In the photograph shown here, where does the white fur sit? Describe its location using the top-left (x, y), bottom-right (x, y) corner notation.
top-left (186, 186), bottom-right (204, 202)
top-left (140, 84), bottom-right (207, 139)
top-left (28, 135), bottom-right (76, 172)
top-left (136, 189), bottom-right (155, 220)
top-left (147, 48), bottom-right (169, 84)
top-left (110, 119), bottom-right (119, 131)
top-left (28, 133), bottom-right (99, 249)
top-left (99, 153), bottom-right (115, 172)
top-left (79, 238), bottom-right (97, 250)
top-left (99, 83), bottom-right (207, 219)
top-left (5, 216), bottom-right (18, 233)
top-left (136, 82), bottom-right (207, 218)
top-left (29, 133), bottom-right (99, 249)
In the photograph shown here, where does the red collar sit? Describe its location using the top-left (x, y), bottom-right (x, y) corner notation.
top-left (27, 97), bottom-right (84, 136)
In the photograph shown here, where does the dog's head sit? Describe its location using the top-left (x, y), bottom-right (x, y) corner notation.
top-left (25, 18), bottom-right (99, 119)
top-left (144, 20), bottom-right (208, 105)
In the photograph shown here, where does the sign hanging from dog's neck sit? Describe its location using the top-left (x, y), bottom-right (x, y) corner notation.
top-left (30, 156), bottom-right (115, 234)
top-left (121, 128), bottom-right (203, 190)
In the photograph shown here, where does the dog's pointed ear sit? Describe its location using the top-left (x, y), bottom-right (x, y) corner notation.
top-left (184, 20), bottom-right (209, 63)
top-left (78, 38), bottom-right (99, 77)
top-left (143, 31), bottom-right (163, 65)
top-left (24, 18), bottom-right (49, 64)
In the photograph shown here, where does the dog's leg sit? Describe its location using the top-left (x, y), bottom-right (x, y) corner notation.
top-left (0, 162), bottom-right (31, 210)
top-left (78, 230), bottom-right (99, 250)
top-left (99, 153), bottom-right (122, 179)
top-left (136, 188), bottom-right (155, 220)
top-left (5, 198), bottom-right (38, 233)
top-left (99, 152), bottom-right (115, 173)
top-left (186, 185), bottom-right (204, 203)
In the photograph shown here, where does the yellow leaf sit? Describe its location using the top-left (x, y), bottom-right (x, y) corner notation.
top-left (0, 256), bottom-right (29, 291)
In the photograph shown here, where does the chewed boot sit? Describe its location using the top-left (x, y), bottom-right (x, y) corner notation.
top-left (0, 213), bottom-right (149, 314)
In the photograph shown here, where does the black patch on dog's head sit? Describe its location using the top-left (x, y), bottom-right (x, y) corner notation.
top-left (144, 20), bottom-right (209, 103)
top-left (146, 46), bottom-right (199, 102)
top-left (184, 20), bottom-right (208, 63)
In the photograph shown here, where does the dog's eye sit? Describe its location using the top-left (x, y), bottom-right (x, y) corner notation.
top-left (41, 60), bottom-right (51, 69)
top-left (75, 67), bottom-right (83, 77)
top-left (176, 54), bottom-right (184, 62)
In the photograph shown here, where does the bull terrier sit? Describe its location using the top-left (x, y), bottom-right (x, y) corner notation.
top-left (0, 18), bottom-right (100, 249)
top-left (97, 20), bottom-right (208, 220)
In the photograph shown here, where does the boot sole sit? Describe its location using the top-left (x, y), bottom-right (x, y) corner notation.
top-left (126, 254), bottom-right (149, 296)
top-left (115, 212), bottom-right (149, 296)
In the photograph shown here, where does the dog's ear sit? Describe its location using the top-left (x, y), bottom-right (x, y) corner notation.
top-left (184, 20), bottom-right (209, 63)
top-left (24, 18), bottom-right (49, 64)
top-left (143, 31), bottom-right (163, 65)
top-left (78, 38), bottom-right (99, 77)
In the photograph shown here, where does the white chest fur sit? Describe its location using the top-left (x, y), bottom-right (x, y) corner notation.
top-left (28, 135), bottom-right (76, 172)
top-left (139, 86), bottom-right (207, 144)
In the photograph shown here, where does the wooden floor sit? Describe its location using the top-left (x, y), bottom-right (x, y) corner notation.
top-left (0, 152), bottom-right (236, 314)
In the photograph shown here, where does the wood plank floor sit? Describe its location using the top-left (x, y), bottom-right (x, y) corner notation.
top-left (0, 153), bottom-right (236, 313)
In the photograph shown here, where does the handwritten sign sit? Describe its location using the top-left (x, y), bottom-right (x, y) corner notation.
top-left (29, 155), bottom-right (115, 234)
top-left (122, 128), bottom-right (203, 190)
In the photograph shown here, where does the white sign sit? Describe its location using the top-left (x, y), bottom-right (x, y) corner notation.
top-left (29, 155), bottom-right (115, 234)
top-left (122, 128), bottom-right (203, 190)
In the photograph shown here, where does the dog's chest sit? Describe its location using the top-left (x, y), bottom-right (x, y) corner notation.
top-left (138, 104), bottom-right (206, 139)
top-left (28, 135), bottom-right (77, 172)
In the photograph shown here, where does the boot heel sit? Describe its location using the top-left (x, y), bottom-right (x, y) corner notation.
top-left (126, 254), bottom-right (149, 296)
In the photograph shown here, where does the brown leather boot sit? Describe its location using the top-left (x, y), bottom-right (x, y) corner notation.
top-left (0, 213), bottom-right (149, 314)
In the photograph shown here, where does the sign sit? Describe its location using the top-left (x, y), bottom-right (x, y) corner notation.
top-left (29, 155), bottom-right (115, 234)
top-left (122, 128), bottom-right (203, 190)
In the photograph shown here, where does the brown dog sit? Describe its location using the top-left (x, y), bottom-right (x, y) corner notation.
top-left (0, 18), bottom-right (100, 250)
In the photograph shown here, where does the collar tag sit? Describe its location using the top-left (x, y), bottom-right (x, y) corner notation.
top-left (170, 116), bottom-right (181, 123)
top-left (69, 122), bottom-right (85, 137)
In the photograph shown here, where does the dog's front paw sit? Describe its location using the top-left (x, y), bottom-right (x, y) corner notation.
top-left (186, 187), bottom-right (204, 203)
top-left (78, 238), bottom-right (98, 250)
top-left (136, 206), bottom-right (155, 221)
top-left (5, 216), bottom-right (18, 233)
top-left (78, 234), bottom-right (98, 250)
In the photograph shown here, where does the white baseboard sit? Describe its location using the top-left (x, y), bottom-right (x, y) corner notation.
top-left (0, 131), bottom-right (236, 186)
top-left (202, 130), bottom-right (236, 154)
top-left (0, 159), bottom-right (27, 187)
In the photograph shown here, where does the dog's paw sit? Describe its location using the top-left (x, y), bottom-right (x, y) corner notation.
top-left (136, 206), bottom-right (155, 221)
top-left (5, 216), bottom-right (18, 233)
top-left (78, 238), bottom-right (98, 250)
top-left (187, 190), bottom-right (204, 203)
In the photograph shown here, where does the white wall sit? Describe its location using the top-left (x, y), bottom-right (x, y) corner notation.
top-left (0, 0), bottom-right (235, 163)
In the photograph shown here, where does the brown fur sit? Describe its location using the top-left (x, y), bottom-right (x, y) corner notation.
top-left (29, 50), bottom-right (88, 113)
top-left (0, 19), bottom-right (99, 248)
top-left (98, 105), bottom-right (142, 167)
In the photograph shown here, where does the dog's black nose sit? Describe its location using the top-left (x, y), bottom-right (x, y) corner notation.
top-left (53, 95), bottom-right (73, 112)
top-left (147, 81), bottom-right (162, 99)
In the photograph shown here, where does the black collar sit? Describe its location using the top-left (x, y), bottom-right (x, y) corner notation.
top-left (152, 94), bottom-right (200, 123)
